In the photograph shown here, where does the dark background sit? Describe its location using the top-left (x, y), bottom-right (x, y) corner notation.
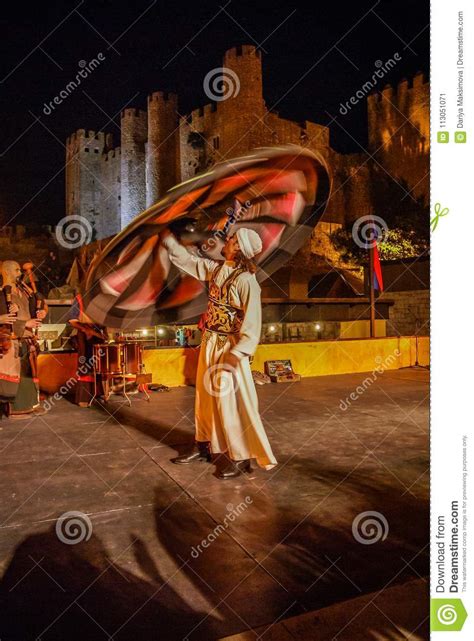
top-left (0, 0), bottom-right (429, 228)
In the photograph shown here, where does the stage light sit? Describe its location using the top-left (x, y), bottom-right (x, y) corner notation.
top-left (268, 325), bottom-right (276, 333)
top-left (141, 329), bottom-right (148, 336)
top-left (157, 327), bottom-right (165, 336)
top-left (315, 323), bottom-right (321, 331)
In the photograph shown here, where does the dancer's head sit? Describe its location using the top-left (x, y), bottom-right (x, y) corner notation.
top-left (222, 228), bottom-right (262, 273)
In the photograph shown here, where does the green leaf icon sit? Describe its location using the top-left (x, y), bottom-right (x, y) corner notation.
top-left (431, 598), bottom-right (468, 631)
top-left (430, 203), bottom-right (449, 232)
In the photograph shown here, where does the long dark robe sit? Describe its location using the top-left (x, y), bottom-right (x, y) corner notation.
top-left (12, 338), bottom-right (39, 413)
top-left (72, 331), bottom-right (104, 405)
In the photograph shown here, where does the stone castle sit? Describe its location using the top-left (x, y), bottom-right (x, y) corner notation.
top-left (65, 45), bottom-right (429, 241)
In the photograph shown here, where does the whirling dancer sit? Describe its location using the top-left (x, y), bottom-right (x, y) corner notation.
top-left (161, 227), bottom-right (277, 479)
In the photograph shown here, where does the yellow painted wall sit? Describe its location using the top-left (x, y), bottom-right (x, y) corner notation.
top-left (339, 320), bottom-right (386, 339)
top-left (142, 346), bottom-right (200, 387)
top-left (251, 336), bottom-right (429, 379)
top-left (38, 336), bottom-right (429, 392)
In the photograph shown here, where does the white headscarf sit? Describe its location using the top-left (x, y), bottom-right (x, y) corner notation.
top-left (235, 228), bottom-right (263, 259)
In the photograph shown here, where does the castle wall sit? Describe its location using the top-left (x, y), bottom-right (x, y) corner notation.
top-left (263, 113), bottom-right (329, 150)
top-left (65, 131), bottom-right (82, 217)
top-left (146, 92), bottom-right (179, 206)
top-left (179, 117), bottom-right (202, 181)
top-left (311, 221), bottom-right (343, 264)
top-left (100, 147), bottom-right (121, 238)
top-left (323, 151), bottom-right (373, 225)
top-left (65, 47), bottom-right (430, 245)
top-left (367, 72), bottom-right (429, 202)
top-left (379, 289), bottom-right (430, 336)
top-left (120, 108), bottom-right (147, 228)
top-left (217, 45), bottom-right (267, 157)
top-left (65, 129), bottom-right (108, 239)
top-left (180, 103), bottom-right (222, 176)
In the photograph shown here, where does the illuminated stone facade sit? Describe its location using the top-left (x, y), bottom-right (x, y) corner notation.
top-left (65, 45), bottom-right (429, 241)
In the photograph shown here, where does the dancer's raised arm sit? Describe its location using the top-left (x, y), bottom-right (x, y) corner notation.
top-left (161, 230), bottom-right (218, 281)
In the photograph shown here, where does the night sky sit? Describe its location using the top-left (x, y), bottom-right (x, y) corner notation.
top-left (0, 0), bottom-right (429, 228)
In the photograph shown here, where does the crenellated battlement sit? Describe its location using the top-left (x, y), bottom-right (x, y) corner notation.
top-left (224, 44), bottom-right (261, 60)
top-left (65, 47), bottom-right (428, 241)
top-left (104, 147), bottom-right (121, 161)
top-left (66, 129), bottom-right (109, 157)
top-left (66, 129), bottom-right (85, 146)
top-left (148, 91), bottom-right (178, 104)
top-left (121, 107), bottom-right (147, 120)
top-left (66, 129), bottom-right (108, 142)
top-left (204, 103), bottom-right (216, 116)
top-left (189, 103), bottom-right (217, 123)
top-left (412, 71), bottom-right (425, 88)
top-left (368, 72), bottom-right (428, 105)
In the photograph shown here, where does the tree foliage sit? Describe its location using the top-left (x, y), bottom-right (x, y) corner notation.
top-left (329, 173), bottom-right (430, 265)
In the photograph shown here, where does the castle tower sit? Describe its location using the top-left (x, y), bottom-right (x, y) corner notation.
top-left (65, 130), bottom-right (108, 238)
top-left (367, 74), bottom-right (429, 203)
top-left (146, 92), bottom-right (179, 207)
top-left (120, 108), bottom-right (147, 228)
top-left (217, 45), bottom-right (266, 158)
top-left (101, 146), bottom-right (121, 238)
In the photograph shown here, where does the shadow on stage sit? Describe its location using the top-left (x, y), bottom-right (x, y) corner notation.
top-left (0, 456), bottom-right (429, 640)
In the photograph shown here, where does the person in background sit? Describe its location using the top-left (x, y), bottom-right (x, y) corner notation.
top-left (0, 305), bottom-right (19, 419)
top-left (68, 292), bottom-right (107, 407)
top-left (0, 261), bottom-right (47, 419)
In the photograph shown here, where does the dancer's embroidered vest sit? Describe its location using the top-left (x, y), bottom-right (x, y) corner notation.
top-left (204, 264), bottom-right (246, 344)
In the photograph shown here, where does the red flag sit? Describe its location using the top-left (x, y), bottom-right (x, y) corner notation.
top-left (373, 244), bottom-right (384, 291)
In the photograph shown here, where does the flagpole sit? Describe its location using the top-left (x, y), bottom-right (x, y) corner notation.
top-left (369, 242), bottom-right (376, 338)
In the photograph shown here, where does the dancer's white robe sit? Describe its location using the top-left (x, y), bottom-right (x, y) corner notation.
top-left (164, 235), bottom-right (277, 470)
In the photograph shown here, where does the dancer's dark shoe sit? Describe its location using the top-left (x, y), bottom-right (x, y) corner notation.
top-left (171, 441), bottom-right (211, 464)
top-left (217, 459), bottom-right (251, 479)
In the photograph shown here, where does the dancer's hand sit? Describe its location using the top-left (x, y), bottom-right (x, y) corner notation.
top-left (36, 309), bottom-right (47, 320)
top-left (10, 303), bottom-right (19, 314)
